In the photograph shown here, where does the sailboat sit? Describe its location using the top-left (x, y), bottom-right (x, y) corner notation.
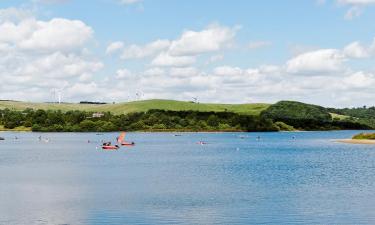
top-left (117, 132), bottom-right (135, 146)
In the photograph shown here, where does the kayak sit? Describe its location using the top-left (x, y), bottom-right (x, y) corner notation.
top-left (102, 145), bottom-right (119, 150)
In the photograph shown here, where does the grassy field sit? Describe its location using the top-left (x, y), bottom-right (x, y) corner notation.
top-left (330, 113), bottom-right (350, 120)
top-left (0, 99), bottom-right (270, 115)
top-left (0, 125), bottom-right (31, 131)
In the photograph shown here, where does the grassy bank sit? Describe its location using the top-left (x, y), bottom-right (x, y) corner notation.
top-left (0, 125), bottom-right (31, 131)
top-left (0, 99), bottom-right (270, 116)
top-left (352, 133), bottom-right (375, 140)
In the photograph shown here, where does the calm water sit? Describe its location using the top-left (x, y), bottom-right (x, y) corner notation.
top-left (1, 131), bottom-right (375, 225)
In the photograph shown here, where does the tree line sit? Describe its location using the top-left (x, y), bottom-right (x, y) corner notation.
top-left (0, 108), bottom-right (280, 132)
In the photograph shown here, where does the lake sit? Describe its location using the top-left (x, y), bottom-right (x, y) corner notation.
top-left (1, 131), bottom-right (375, 225)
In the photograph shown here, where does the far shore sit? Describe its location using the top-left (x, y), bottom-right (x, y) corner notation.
top-left (335, 139), bottom-right (375, 145)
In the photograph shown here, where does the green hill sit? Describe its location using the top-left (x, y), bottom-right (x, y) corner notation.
top-left (261, 101), bottom-right (373, 130)
top-left (0, 99), bottom-right (270, 116)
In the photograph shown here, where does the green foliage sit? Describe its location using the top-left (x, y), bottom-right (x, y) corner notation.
top-left (328, 106), bottom-right (375, 128)
top-left (274, 122), bottom-right (295, 131)
top-left (352, 133), bottom-right (375, 140)
top-left (0, 108), bottom-right (279, 132)
top-left (262, 101), bottom-right (371, 130)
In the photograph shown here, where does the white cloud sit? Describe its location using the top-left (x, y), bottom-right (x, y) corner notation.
top-left (169, 67), bottom-right (198, 77)
top-left (343, 71), bottom-right (375, 88)
top-left (121, 39), bottom-right (170, 59)
top-left (151, 52), bottom-right (196, 67)
top-left (115, 24), bottom-right (238, 68)
top-left (115, 68), bottom-right (132, 79)
top-left (0, 8), bottom-right (102, 102)
top-left (19, 18), bottom-right (93, 51)
top-left (286, 49), bottom-right (346, 75)
top-left (106, 41), bottom-right (124, 55)
top-left (168, 24), bottom-right (238, 56)
top-left (343, 41), bottom-right (370, 58)
top-left (213, 66), bottom-right (243, 76)
top-left (0, 17), bottom-right (93, 52)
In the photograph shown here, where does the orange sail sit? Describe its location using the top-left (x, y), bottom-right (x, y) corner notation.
top-left (117, 132), bottom-right (126, 143)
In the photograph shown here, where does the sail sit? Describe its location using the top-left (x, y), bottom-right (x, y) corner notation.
top-left (117, 132), bottom-right (126, 143)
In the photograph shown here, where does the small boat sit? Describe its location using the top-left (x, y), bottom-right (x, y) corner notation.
top-left (102, 145), bottom-right (119, 150)
top-left (0, 137), bottom-right (4, 141)
top-left (117, 132), bottom-right (135, 146)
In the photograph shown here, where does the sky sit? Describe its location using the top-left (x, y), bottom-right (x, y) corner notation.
top-left (1, 0), bottom-right (375, 107)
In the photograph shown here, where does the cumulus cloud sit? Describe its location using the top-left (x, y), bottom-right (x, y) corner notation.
top-left (0, 8), bottom-right (102, 102)
top-left (286, 49), bottom-right (346, 75)
top-left (106, 41), bottom-right (124, 55)
top-left (0, 17), bottom-right (93, 52)
top-left (114, 24), bottom-right (238, 68)
top-left (151, 52), bottom-right (196, 67)
top-left (343, 41), bottom-right (371, 58)
top-left (168, 24), bottom-right (238, 56)
top-left (121, 39), bottom-right (170, 59)
top-left (343, 71), bottom-right (375, 88)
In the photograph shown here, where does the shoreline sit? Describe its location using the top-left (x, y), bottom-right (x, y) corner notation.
top-left (335, 139), bottom-right (375, 145)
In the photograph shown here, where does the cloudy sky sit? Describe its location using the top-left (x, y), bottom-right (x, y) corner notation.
top-left (1, 0), bottom-right (375, 107)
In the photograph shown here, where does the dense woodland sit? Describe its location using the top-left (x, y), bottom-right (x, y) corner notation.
top-left (1, 101), bottom-right (374, 132)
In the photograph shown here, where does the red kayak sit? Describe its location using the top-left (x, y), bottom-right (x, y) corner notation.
top-left (102, 145), bottom-right (119, 150)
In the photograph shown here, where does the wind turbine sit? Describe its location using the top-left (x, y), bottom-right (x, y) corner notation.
top-left (57, 86), bottom-right (66, 104)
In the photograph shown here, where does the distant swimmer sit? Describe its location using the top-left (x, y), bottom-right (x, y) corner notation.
top-left (197, 141), bottom-right (207, 145)
top-left (38, 136), bottom-right (42, 141)
top-left (292, 136), bottom-right (296, 140)
top-left (256, 136), bottom-right (261, 141)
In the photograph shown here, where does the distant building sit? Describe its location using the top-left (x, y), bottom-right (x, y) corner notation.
top-left (92, 112), bottom-right (105, 118)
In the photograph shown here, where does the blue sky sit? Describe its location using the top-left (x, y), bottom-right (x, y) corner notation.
top-left (1, 0), bottom-right (375, 107)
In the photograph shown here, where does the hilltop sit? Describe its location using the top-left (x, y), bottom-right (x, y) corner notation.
top-left (0, 99), bottom-right (270, 116)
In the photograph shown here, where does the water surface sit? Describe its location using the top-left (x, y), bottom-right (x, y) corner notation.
top-left (1, 131), bottom-right (375, 224)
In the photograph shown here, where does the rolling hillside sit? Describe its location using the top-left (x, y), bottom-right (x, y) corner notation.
top-left (0, 99), bottom-right (270, 116)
